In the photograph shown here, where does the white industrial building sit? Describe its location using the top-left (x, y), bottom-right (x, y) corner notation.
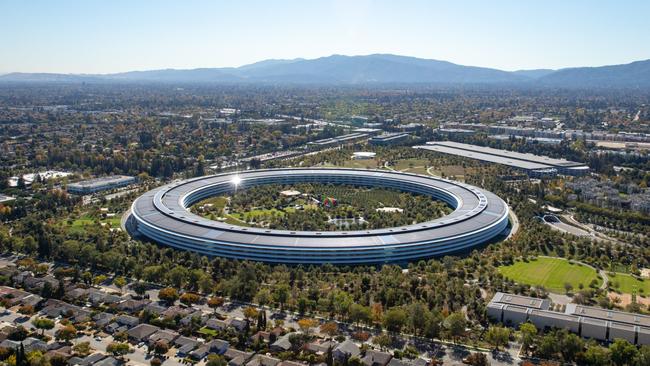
top-left (488, 292), bottom-right (650, 345)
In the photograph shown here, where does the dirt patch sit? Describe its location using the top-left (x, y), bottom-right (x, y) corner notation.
top-left (641, 268), bottom-right (650, 279)
top-left (608, 292), bottom-right (650, 307)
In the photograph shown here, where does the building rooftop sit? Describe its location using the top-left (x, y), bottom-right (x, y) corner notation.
top-left (68, 175), bottom-right (135, 189)
top-left (566, 303), bottom-right (650, 328)
top-left (424, 141), bottom-right (586, 168)
top-left (415, 144), bottom-right (552, 170)
top-left (491, 292), bottom-right (551, 310)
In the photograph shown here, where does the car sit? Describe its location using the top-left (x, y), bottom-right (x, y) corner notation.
top-left (95, 336), bottom-right (102, 341)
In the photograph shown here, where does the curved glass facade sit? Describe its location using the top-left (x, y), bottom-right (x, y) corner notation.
top-left (131, 168), bottom-right (509, 264)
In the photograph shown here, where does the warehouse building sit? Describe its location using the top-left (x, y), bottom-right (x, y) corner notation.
top-left (67, 175), bottom-right (136, 195)
top-left (487, 292), bottom-right (650, 345)
top-left (415, 141), bottom-right (589, 177)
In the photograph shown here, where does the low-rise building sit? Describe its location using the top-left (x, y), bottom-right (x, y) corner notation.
top-left (127, 323), bottom-right (160, 343)
top-left (369, 133), bottom-right (410, 146)
top-left (67, 175), bottom-right (136, 195)
top-left (488, 292), bottom-right (650, 345)
top-left (333, 340), bottom-right (360, 361)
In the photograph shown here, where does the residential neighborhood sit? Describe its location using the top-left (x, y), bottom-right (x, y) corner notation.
top-left (0, 256), bottom-right (505, 366)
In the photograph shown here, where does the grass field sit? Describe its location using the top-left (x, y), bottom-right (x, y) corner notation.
top-left (340, 159), bottom-right (380, 169)
top-left (392, 159), bottom-right (429, 175)
top-left (608, 273), bottom-right (650, 295)
top-left (498, 257), bottom-right (601, 293)
top-left (66, 215), bottom-right (122, 233)
top-left (230, 208), bottom-right (286, 221)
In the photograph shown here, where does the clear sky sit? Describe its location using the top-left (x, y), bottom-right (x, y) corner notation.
top-left (1, 0), bottom-right (649, 74)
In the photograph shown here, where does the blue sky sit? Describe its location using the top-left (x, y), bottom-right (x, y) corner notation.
top-left (1, 0), bottom-right (649, 74)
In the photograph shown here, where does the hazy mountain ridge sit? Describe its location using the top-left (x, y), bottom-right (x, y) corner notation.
top-left (2, 54), bottom-right (650, 88)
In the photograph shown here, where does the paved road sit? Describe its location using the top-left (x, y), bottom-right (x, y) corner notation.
top-left (543, 215), bottom-right (591, 237)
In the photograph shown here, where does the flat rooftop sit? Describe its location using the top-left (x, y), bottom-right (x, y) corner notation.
top-left (415, 144), bottom-right (552, 171)
top-left (424, 141), bottom-right (586, 168)
top-left (68, 175), bottom-right (135, 188)
top-left (566, 303), bottom-right (650, 328)
top-left (490, 292), bottom-right (550, 310)
top-left (371, 132), bottom-right (410, 141)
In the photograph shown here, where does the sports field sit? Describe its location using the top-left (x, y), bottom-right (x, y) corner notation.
top-left (498, 257), bottom-right (601, 293)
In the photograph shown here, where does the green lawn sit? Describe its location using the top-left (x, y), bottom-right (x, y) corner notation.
top-left (498, 257), bottom-right (601, 293)
top-left (230, 208), bottom-right (286, 221)
top-left (608, 273), bottom-right (650, 295)
top-left (198, 327), bottom-right (218, 337)
top-left (67, 215), bottom-right (121, 233)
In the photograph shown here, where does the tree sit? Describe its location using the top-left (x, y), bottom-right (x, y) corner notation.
top-left (559, 331), bottom-right (584, 362)
top-left (131, 282), bottom-right (147, 297)
top-left (93, 274), bottom-right (107, 286)
top-left (406, 302), bottom-right (428, 336)
top-left (518, 322), bottom-right (537, 355)
top-left (226, 265), bottom-right (259, 302)
top-left (150, 358), bottom-right (162, 366)
top-left (179, 292), bottom-right (201, 306)
top-left (153, 341), bottom-right (169, 355)
top-left (257, 310), bottom-right (267, 330)
top-left (207, 296), bottom-right (224, 313)
top-left (207, 354), bottom-right (227, 366)
top-left (464, 352), bottom-right (488, 366)
top-left (610, 338), bottom-right (638, 366)
top-left (581, 344), bottom-right (611, 366)
top-left (537, 333), bottom-right (558, 359)
top-left (320, 322), bottom-right (338, 339)
top-left (442, 312), bottom-right (466, 344)
top-left (72, 342), bottom-right (91, 357)
top-left (349, 304), bottom-right (371, 326)
top-left (634, 345), bottom-right (650, 366)
top-left (371, 303), bottom-right (383, 325)
top-left (198, 274), bottom-right (215, 294)
top-left (158, 287), bottom-right (179, 306)
top-left (107, 342), bottom-right (132, 357)
top-left (56, 325), bottom-right (77, 343)
top-left (273, 284), bottom-right (290, 312)
top-left (167, 266), bottom-right (189, 288)
top-left (15, 343), bottom-right (26, 366)
top-left (297, 318), bottom-right (319, 335)
top-left (484, 326), bottom-right (510, 351)
top-left (113, 276), bottom-right (127, 293)
top-left (243, 306), bottom-right (258, 321)
top-left (255, 288), bottom-right (272, 308)
top-left (564, 282), bottom-right (574, 294)
top-left (32, 317), bottom-right (55, 336)
top-left (383, 307), bottom-right (407, 333)
top-left (372, 333), bottom-right (391, 351)
top-left (325, 345), bottom-right (333, 366)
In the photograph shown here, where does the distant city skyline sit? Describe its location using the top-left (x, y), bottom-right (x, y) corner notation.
top-left (1, 0), bottom-right (650, 74)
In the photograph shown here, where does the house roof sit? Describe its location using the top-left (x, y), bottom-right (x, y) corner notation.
top-left (334, 340), bottom-right (360, 357)
top-left (362, 349), bottom-right (392, 366)
top-left (127, 323), bottom-right (160, 340)
top-left (247, 355), bottom-right (281, 366)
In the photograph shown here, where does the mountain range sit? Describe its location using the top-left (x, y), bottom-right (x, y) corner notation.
top-left (2, 54), bottom-right (650, 88)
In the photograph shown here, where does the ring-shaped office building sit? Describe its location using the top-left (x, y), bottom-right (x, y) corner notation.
top-left (130, 168), bottom-right (509, 264)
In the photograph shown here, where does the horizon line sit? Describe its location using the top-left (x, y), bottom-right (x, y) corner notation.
top-left (2, 53), bottom-right (650, 76)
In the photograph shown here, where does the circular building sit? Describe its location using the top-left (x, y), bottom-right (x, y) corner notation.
top-left (130, 168), bottom-right (509, 264)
